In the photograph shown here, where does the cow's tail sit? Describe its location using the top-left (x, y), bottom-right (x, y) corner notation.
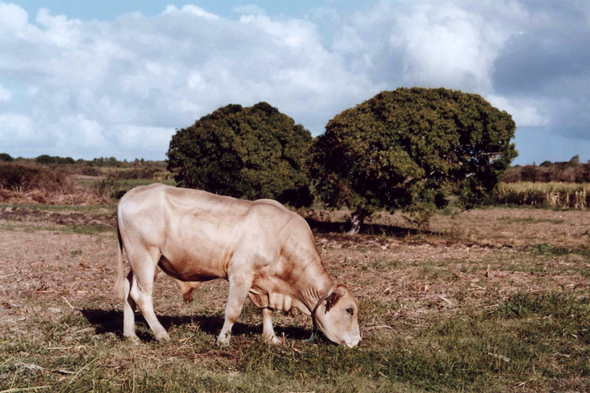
top-left (113, 220), bottom-right (126, 300)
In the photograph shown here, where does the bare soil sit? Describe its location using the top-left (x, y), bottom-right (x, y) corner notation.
top-left (1, 206), bottom-right (590, 392)
top-left (1, 206), bottom-right (589, 335)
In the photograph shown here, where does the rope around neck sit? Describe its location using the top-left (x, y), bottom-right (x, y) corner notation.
top-left (306, 283), bottom-right (335, 342)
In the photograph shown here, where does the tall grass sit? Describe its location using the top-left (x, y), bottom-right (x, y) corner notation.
top-left (496, 182), bottom-right (590, 209)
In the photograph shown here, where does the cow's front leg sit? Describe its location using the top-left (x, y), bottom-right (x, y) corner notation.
top-left (217, 273), bottom-right (253, 347)
top-left (262, 308), bottom-right (281, 345)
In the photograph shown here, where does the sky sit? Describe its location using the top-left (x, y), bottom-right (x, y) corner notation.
top-left (1, 0), bottom-right (589, 165)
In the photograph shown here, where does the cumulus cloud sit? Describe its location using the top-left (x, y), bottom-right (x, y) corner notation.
top-left (0, 2), bottom-right (377, 159)
top-left (0, 84), bottom-right (12, 102)
top-left (0, 0), bottom-right (588, 162)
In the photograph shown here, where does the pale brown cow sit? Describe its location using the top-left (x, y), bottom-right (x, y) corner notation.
top-left (114, 184), bottom-right (361, 347)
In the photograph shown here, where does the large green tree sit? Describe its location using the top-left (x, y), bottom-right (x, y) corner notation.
top-left (167, 102), bottom-right (313, 207)
top-left (309, 87), bottom-right (518, 233)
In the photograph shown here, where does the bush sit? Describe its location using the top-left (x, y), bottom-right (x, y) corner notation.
top-left (81, 167), bottom-right (102, 176)
top-left (35, 155), bottom-right (75, 165)
top-left (309, 87), bottom-right (517, 233)
top-left (0, 162), bottom-right (73, 192)
top-left (167, 102), bottom-right (313, 207)
top-left (113, 167), bottom-right (158, 180)
top-left (0, 153), bottom-right (14, 162)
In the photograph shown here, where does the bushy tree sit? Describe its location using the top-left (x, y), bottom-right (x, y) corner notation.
top-left (309, 87), bottom-right (518, 233)
top-left (34, 155), bottom-right (75, 164)
top-left (35, 154), bottom-right (53, 164)
top-left (167, 102), bottom-right (313, 207)
top-left (0, 153), bottom-right (13, 162)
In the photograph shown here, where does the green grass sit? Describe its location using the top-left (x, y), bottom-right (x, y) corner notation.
top-left (0, 203), bottom-right (116, 215)
top-left (76, 178), bottom-right (175, 189)
top-left (2, 292), bottom-right (589, 392)
top-left (0, 222), bottom-right (115, 235)
top-left (497, 216), bottom-right (565, 225)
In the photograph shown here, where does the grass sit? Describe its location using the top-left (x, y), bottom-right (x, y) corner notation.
top-left (0, 203), bottom-right (116, 215)
top-left (2, 292), bottom-right (589, 392)
top-left (497, 216), bottom-right (565, 225)
top-left (3, 205), bottom-right (590, 391)
top-left (497, 182), bottom-right (590, 209)
top-left (0, 222), bottom-right (115, 235)
top-left (76, 178), bottom-right (175, 190)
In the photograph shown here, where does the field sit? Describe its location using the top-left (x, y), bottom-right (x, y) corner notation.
top-left (1, 202), bottom-right (590, 392)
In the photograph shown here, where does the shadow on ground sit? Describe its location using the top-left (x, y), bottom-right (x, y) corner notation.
top-left (305, 218), bottom-right (430, 237)
top-left (81, 309), bottom-right (312, 342)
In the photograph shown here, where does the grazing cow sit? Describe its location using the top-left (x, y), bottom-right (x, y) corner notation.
top-left (114, 184), bottom-right (361, 347)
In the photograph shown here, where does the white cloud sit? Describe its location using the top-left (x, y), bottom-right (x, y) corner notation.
top-left (0, 113), bottom-right (35, 140)
top-left (485, 95), bottom-right (550, 127)
top-left (163, 5), bottom-right (219, 19)
top-left (0, 0), bottom-right (589, 161)
top-left (0, 84), bottom-right (12, 102)
top-left (55, 114), bottom-right (106, 148)
top-left (117, 125), bottom-right (176, 149)
top-left (0, 2), bottom-right (28, 31)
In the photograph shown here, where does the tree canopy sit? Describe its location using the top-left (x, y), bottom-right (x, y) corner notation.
top-left (309, 87), bottom-right (518, 232)
top-left (167, 102), bottom-right (313, 207)
top-left (0, 153), bottom-right (13, 162)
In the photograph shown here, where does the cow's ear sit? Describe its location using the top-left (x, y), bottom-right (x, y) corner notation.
top-left (325, 284), bottom-right (349, 312)
top-left (324, 292), bottom-right (341, 312)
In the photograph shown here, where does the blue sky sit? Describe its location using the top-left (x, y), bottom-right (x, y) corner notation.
top-left (1, 0), bottom-right (589, 165)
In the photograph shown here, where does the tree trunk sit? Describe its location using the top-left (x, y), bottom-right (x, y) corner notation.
top-left (348, 210), bottom-right (367, 235)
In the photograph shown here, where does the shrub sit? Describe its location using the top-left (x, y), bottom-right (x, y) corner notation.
top-left (309, 87), bottom-right (517, 233)
top-left (0, 153), bottom-right (14, 162)
top-left (0, 162), bottom-right (73, 192)
top-left (167, 102), bottom-right (313, 207)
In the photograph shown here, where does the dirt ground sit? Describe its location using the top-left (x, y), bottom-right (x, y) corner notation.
top-left (1, 205), bottom-right (590, 391)
top-left (1, 206), bottom-right (589, 334)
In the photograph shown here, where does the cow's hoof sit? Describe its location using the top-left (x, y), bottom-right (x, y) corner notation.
top-left (124, 335), bottom-right (140, 345)
top-left (156, 334), bottom-right (171, 342)
top-left (217, 332), bottom-right (231, 347)
top-left (263, 335), bottom-right (282, 346)
top-left (216, 339), bottom-right (230, 348)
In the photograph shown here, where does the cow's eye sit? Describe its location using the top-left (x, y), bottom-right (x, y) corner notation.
top-left (346, 307), bottom-right (354, 316)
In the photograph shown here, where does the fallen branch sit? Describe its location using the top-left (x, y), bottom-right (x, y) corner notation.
top-left (0, 387), bottom-right (52, 393)
top-left (488, 352), bottom-right (511, 362)
top-left (437, 294), bottom-right (455, 307)
top-left (62, 296), bottom-right (78, 311)
top-left (364, 325), bottom-right (394, 330)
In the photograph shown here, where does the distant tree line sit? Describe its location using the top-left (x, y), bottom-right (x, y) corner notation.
top-left (0, 153), bottom-right (166, 168)
top-left (504, 155), bottom-right (590, 183)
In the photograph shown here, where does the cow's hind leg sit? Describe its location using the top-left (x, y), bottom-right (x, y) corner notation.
top-left (123, 271), bottom-right (138, 339)
top-left (262, 308), bottom-right (281, 345)
top-left (217, 272), bottom-right (254, 347)
top-left (127, 247), bottom-right (170, 341)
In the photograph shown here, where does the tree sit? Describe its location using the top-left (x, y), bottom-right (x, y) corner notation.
top-left (569, 155), bottom-right (580, 166)
top-left (35, 154), bottom-right (53, 164)
top-left (0, 153), bottom-right (13, 162)
top-left (167, 102), bottom-right (313, 207)
top-left (309, 87), bottom-right (518, 234)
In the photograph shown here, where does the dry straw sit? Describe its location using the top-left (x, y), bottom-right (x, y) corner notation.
top-left (497, 182), bottom-right (590, 209)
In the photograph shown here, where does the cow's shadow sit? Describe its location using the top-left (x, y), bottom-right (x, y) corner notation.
top-left (80, 309), bottom-right (312, 342)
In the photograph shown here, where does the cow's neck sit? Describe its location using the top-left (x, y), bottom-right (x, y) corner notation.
top-left (297, 266), bottom-right (334, 313)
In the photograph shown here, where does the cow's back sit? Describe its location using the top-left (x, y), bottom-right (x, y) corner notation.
top-left (117, 184), bottom-right (307, 282)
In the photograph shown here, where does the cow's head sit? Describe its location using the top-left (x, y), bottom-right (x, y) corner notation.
top-left (313, 284), bottom-right (361, 347)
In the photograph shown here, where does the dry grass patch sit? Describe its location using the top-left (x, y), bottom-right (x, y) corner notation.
top-left (1, 207), bottom-right (590, 391)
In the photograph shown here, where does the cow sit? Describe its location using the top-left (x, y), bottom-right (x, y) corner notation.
top-left (114, 184), bottom-right (361, 347)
